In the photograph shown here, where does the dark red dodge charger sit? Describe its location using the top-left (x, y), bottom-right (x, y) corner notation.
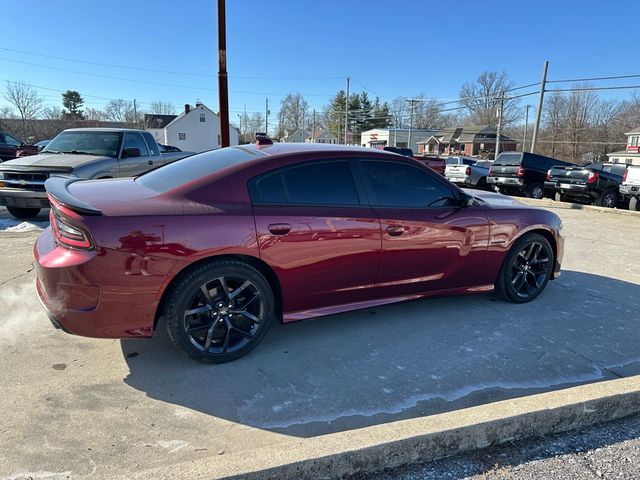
top-left (35, 142), bottom-right (563, 363)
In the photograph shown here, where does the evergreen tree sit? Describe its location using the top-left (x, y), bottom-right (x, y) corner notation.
top-left (61, 90), bottom-right (85, 119)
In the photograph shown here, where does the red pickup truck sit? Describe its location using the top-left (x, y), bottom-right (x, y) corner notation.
top-left (412, 155), bottom-right (446, 175)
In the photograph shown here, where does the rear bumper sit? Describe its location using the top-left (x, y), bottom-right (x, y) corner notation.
top-left (447, 175), bottom-right (474, 186)
top-left (34, 227), bottom-right (159, 338)
top-left (487, 177), bottom-right (523, 188)
top-left (544, 181), bottom-right (594, 198)
top-left (0, 188), bottom-right (49, 208)
top-left (619, 184), bottom-right (639, 197)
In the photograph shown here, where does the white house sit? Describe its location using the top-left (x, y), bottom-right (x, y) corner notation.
top-left (360, 128), bottom-right (437, 153)
top-left (607, 126), bottom-right (640, 166)
top-left (148, 102), bottom-right (238, 152)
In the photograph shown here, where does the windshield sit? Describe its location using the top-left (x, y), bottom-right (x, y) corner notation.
top-left (137, 146), bottom-right (264, 192)
top-left (494, 153), bottom-right (523, 166)
top-left (43, 131), bottom-right (123, 157)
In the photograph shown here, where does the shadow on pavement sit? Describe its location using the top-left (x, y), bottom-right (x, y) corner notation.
top-left (121, 270), bottom-right (640, 438)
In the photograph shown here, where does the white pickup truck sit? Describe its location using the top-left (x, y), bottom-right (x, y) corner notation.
top-left (444, 156), bottom-right (492, 189)
top-left (620, 165), bottom-right (640, 211)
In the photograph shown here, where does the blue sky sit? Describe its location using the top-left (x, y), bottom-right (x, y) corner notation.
top-left (1, 0), bottom-right (638, 125)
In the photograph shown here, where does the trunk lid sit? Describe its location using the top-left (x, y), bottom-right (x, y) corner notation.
top-left (624, 165), bottom-right (640, 186)
top-left (445, 164), bottom-right (469, 177)
top-left (548, 166), bottom-right (591, 185)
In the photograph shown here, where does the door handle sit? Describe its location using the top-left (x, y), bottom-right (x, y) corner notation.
top-left (268, 223), bottom-right (291, 235)
top-left (386, 225), bottom-right (404, 236)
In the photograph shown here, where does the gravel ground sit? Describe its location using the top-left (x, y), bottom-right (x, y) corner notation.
top-left (368, 414), bottom-right (640, 480)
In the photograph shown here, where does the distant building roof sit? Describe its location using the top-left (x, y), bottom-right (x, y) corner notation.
top-left (419, 124), bottom-right (515, 144)
top-left (626, 126), bottom-right (640, 135)
top-left (144, 114), bottom-right (177, 129)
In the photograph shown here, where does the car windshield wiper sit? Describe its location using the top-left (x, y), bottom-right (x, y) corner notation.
top-left (43, 150), bottom-right (62, 154)
top-left (61, 151), bottom-right (101, 156)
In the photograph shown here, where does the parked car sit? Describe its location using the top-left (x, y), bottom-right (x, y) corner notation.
top-left (412, 155), bottom-right (446, 175)
top-left (35, 142), bottom-right (563, 363)
top-left (34, 139), bottom-right (52, 150)
top-left (545, 162), bottom-right (626, 208)
top-left (487, 152), bottom-right (574, 199)
top-left (15, 144), bottom-right (40, 158)
top-left (0, 128), bottom-right (192, 219)
top-left (620, 165), bottom-right (640, 211)
top-left (0, 131), bottom-right (30, 161)
top-left (383, 146), bottom-right (413, 157)
top-left (444, 156), bottom-right (492, 189)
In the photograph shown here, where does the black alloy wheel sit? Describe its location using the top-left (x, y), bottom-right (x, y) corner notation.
top-left (165, 260), bottom-right (274, 363)
top-left (595, 190), bottom-right (617, 208)
top-left (495, 233), bottom-right (553, 303)
top-left (526, 183), bottom-right (545, 199)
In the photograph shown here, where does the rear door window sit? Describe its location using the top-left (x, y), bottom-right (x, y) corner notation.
top-left (251, 161), bottom-right (361, 206)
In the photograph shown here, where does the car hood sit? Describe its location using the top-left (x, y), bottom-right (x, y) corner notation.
top-left (0, 152), bottom-right (110, 169)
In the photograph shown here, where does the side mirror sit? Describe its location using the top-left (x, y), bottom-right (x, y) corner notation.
top-left (123, 147), bottom-right (141, 158)
top-left (460, 193), bottom-right (475, 208)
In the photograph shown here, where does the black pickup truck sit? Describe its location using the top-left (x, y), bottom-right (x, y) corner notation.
top-left (544, 163), bottom-right (627, 208)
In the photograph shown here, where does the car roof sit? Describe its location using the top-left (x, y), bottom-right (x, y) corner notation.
top-left (62, 128), bottom-right (145, 133)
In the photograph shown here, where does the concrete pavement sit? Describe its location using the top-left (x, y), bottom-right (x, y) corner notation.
top-left (0, 204), bottom-right (639, 479)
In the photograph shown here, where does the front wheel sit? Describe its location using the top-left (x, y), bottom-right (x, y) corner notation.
top-left (594, 190), bottom-right (617, 208)
top-left (6, 206), bottom-right (41, 219)
top-left (165, 259), bottom-right (275, 363)
top-left (495, 233), bottom-right (554, 303)
top-left (630, 197), bottom-right (639, 211)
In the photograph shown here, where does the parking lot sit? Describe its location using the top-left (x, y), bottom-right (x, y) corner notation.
top-left (1, 202), bottom-right (639, 479)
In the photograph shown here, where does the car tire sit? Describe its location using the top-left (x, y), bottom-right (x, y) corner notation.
top-left (525, 183), bottom-right (544, 199)
top-left (630, 197), bottom-right (639, 211)
top-left (6, 206), bottom-right (41, 219)
top-left (164, 259), bottom-right (275, 363)
top-left (496, 186), bottom-right (507, 195)
top-left (494, 233), bottom-right (554, 304)
top-left (477, 177), bottom-right (489, 190)
top-left (594, 189), bottom-right (617, 208)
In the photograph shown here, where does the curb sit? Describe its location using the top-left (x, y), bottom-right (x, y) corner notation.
top-left (129, 377), bottom-right (640, 480)
top-left (517, 197), bottom-right (640, 218)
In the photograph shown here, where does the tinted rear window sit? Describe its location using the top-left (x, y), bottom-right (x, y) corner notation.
top-left (251, 161), bottom-right (360, 206)
top-left (494, 153), bottom-right (523, 166)
top-left (137, 146), bottom-right (263, 192)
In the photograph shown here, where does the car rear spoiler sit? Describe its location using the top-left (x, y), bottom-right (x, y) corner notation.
top-left (44, 177), bottom-right (102, 216)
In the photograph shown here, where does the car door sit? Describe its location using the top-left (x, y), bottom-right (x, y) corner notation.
top-left (0, 132), bottom-right (20, 160)
top-left (118, 132), bottom-right (152, 177)
top-left (250, 159), bottom-right (382, 318)
top-left (357, 159), bottom-right (490, 298)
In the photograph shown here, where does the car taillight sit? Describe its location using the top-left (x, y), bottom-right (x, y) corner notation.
top-left (587, 171), bottom-right (600, 184)
top-left (546, 169), bottom-right (552, 181)
top-left (516, 166), bottom-right (525, 177)
top-left (465, 166), bottom-right (471, 176)
top-left (623, 168), bottom-right (628, 182)
top-left (49, 209), bottom-right (93, 249)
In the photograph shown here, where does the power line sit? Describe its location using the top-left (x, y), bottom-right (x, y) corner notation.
top-left (546, 85), bottom-right (640, 93)
top-left (0, 46), bottom-right (344, 81)
top-left (547, 73), bottom-right (640, 84)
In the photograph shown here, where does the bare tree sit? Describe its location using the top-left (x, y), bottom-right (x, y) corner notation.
top-left (85, 107), bottom-right (107, 121)
top-left (3, 81), bottom-right (44, 134)
top-left (149, 100), bottom-right (176, 115)
top-left (104, 99), bottom-right (135, 124)
top-left (0, 105), bottom-right (16, 119)
top-left (278, 93), bottom-right (309, 136)
top-left (459, 72), bottom-right (519, 127)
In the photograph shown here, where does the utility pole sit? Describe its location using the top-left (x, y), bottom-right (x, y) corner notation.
top-left (344, 77), bottom-right (350, 144)
top-left (406, 99), bottom-right (419, 153)
top-left (265, 98), bottom-right (269, 135)
top-left (301, 108), bottom-right (306, 142)
top-left (495, 93), bottom-right (504, 158)
top-left (530, 60), bottom-right (548, 154)
top-left (312, 109), bottom-right (316, 143)
top-left (133, 99), bottom-right (138, 125)
top-left (522, 105), bottom-right (530, 152)
top-left (217, 0), bottom-right (230, 147)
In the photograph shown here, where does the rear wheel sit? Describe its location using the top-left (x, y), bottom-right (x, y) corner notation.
top-left (477, 177), bottom-right (489, 190)
top-left (525, 183), bottom-right (544, 199)
top-left (495, 233), bottom-right (554, 303)
top-left (594, 189), bottom-right (617, 208)
top-left (630, 197), bottom-right (639, 211)
top-left (6, 206), bottom-right (41, 219)
top-left (165, 259), bottom-right (275, 363)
